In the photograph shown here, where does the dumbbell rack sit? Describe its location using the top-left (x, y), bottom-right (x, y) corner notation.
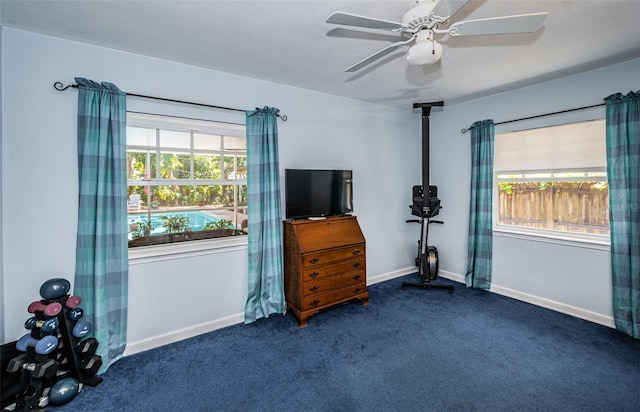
top-left (54, 295), bottom-right (103, 388)
top-left (2, 286), bottom-right (102, 412)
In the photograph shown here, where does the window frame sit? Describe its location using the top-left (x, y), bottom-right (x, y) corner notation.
top-left (128, 235), bottom-right (247, 264)
top-left (126, 112), bottom-right (248, 255)
top-left (492, 118), bottom-right (610, 248)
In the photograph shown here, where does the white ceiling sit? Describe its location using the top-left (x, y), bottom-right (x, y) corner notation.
top-left (2, 0), bottom-right (639, 110)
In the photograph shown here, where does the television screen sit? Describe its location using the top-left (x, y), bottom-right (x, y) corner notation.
top-left (285, 169), bottom-right (353, 219)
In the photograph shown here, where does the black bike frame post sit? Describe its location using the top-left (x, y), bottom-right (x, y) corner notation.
top-left (421, 218), bottom-right (428, 255)
top-left (420, 218), bottom-right (429, 279)
top-left (413, 101), bottom-right (444, 208)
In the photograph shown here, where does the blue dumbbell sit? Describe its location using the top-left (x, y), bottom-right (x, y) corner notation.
top-left (68, 307), bottom-right (84, 321)
top-left (24, 317), bottom-right (59, 334)
top-left (73, 320), bottom-right (92, 338)
top-left (48, 377), bottom-right (80, 406)
top-left (24, 317), bottom-right (38, 329)
top-left (16, 334), bottom-right (58, 355)
top-left (39, 278), bottom-right (71, 300)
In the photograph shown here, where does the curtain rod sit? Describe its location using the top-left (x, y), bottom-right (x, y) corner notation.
top-left (53, 81), bottom-right (287, 121)
top-left (461, 102), bottom-right (604, 133)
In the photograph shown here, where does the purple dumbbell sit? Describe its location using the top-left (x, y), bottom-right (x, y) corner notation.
top-left (28, 301), bottom-right (62, 317)
top-left (65, 295), bottom-right (82, 309)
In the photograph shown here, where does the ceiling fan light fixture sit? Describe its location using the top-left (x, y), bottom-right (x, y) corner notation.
top-left (407, 38), bottom-right (443, 66)
top-left (328, 1), bottom-right (549, 72)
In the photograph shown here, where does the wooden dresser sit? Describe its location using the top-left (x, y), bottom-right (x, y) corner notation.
top-left (283, 216), bottom-right (368, 327)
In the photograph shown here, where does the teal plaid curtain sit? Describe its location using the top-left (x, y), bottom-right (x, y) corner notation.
top-left (605, 90), bottom-right (640, 339)
top-left (244, 107), bottom-right (286, 323)
top-left (466, 119), bottom-right (495, 290)
top-left (74, 77), bottom-right (128, 372)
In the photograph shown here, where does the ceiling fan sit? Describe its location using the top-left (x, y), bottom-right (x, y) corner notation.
top-left (326, 0), bottom-right (548, 72)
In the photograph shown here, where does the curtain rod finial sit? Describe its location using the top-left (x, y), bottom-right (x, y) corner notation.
top-left (54, 81), bottom-right (77, 91)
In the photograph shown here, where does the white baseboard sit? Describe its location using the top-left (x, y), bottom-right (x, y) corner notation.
top-left (124, 267), bottom-right (614, 357)
top-left (367, 266), bottom-right (417, 285)
top-left (438, 269), bottom-right (465, 284)
top-left (489, 282), bottom-right (615, 328)
top-left (124, 267), bottom-right (418, 357)
top-left (124, 312), bottom-right (244, 356)
top-left (438, 269), bottom-right (615, 329)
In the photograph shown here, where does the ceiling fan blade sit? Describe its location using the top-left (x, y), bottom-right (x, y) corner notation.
top-left (430, 0), bottom-right (470, 21)
top-left (447, 12), bottom-right (548, 37)
top-left (327, 12), bottom-right (405, 31)
top-left (344, 37), bottom-right (414, 72)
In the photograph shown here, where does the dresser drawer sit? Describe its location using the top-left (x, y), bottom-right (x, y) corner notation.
top-left (302, 283), bottom-right (367, 311)
top-left (302, 270), bottom-right (365, 296)
top-left (302, 258), bottom-right (365, 281)
top-left (302, 245), bottom-right (365, 268)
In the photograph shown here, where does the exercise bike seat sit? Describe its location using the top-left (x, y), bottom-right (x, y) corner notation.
top-left (411, 195), bottom-right (441, 219)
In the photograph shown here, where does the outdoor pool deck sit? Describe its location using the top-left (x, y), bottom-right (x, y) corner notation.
top-left (128, 206), bottom-right (246, 223)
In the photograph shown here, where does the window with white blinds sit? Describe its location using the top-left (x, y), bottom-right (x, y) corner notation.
top-left (494, 119), bottom-right (609, 239)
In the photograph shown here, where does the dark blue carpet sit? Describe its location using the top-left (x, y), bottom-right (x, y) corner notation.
top-left (52, 275), bottom-right (639, 411)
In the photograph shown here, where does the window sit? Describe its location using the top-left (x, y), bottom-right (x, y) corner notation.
top-left (494, 119), bottom-right (609, 241)
top-left (126, 113), bottom-right (247, 248)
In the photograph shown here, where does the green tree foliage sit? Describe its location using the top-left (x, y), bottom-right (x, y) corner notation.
top-left (203, 219), bottom-right (233, 231)
top-left (127, 152), bottom-right (245, 207)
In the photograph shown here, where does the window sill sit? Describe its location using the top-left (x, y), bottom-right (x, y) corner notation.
top-left (128, 236), bottom-right (248, 265)
top-left (493, 227), bottom-right (610, 251)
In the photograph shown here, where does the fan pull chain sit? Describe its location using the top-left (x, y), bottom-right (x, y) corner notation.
top-left (430, 30), bottom-right (436, 55)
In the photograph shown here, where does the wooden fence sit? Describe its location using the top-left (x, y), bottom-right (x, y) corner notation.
top-left (498, 182), bottom-right (609, 235)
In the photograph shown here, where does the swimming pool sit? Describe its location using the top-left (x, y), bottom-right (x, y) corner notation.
top-left (128, 211), bottom-right (221, 235)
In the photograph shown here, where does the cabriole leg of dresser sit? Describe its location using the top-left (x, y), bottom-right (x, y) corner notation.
top-left (289, 306), bottom-right (311, 328)
top-left (299, 309), bottom-right (317, 328)
top-left (358, 292), bottom-right (369, 307)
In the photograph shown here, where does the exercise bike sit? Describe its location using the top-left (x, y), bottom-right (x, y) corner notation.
top-left (401, 185), bottom-right (454, 294)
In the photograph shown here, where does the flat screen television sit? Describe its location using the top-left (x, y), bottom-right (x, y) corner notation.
top-left (285, 169), bottom-right (353, 220)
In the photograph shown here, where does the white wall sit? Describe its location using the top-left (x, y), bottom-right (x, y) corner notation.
top-left (6, 27), bottom-right (635, 352)
top-left (1, 28), bottom-right (421, 350)
top-left (430, 58), bottom-right (640, 326)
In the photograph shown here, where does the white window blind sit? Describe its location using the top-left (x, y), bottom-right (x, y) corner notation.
top-left (495, 119), bottom-right (606, 172)
top-left (127, 112), bottom-right (245, 138)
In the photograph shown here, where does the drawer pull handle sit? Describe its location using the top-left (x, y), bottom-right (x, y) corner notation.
top-left (309, 272), bottom-right (319, 279)
top-left (310, 300), bottom-right (320, 307)
top-left (309, 258), bottom-right (319, 264)
top-left (352, 262), bottom-right (361, 268)
top-left (309, 286), bottom-right (319, 292)
top-left (353, 287), bottom-right (361, 293)
top-left (352, 274), bottom-right (361, 281)
top-left (352, 250), bottom-right (360, 255)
